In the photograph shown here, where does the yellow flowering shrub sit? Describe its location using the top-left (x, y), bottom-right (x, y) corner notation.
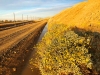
top-left (30, 24), bottom-right (100, 75)
top-left (74, 29), bottom-right (100, 74)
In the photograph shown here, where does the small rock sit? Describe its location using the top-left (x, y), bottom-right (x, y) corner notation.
top-left (22, 59), bottom-right (24, 61)
top-left (12, 68), bottom-right (16, 72)
top-left (14, 51), bottom-right (16, 54)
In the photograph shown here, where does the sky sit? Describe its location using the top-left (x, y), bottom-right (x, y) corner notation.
top-left (0, 0), bottom-right (84, 20)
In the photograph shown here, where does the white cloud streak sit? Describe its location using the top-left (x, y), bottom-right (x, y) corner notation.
top-left (0, 4), bottom-right (72, 20)
top-left (0, 0), bottom-right (83, 20)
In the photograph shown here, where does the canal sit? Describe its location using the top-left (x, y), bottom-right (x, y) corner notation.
top-left (21, 24), bottom-right (48, 75)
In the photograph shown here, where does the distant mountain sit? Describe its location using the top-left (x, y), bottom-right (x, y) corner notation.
top-left (48, 0), bottom-right (100, 32)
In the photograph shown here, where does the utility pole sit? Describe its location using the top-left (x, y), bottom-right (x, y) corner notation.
top-left (30, 16), bottom-right (31, 21)
top-left (13, 13), bottom-right (15, 22)
top-left (27, 15), bottom-right (28, 21)
top-left (31, 17), bottom-right (32, 21)
top-left (33, 16), bottom-right (34, 20)
top-left (34, 17), bottom-right (35, 20)
top-left (22, 14), bottom-right (23, 22)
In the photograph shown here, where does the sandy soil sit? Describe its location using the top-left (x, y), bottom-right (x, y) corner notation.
top-left (0, 20), bottom-right (47, 75)
top-left (48, 0), bottom-right (100, 33)
top-left (0, 21), bottom-right (32, 26)
top-left (0, 21), bottom-right (33, 31)
top-left (0, 21), bottom-right (45, 52)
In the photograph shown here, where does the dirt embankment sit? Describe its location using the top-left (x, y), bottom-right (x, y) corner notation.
top-left (46, 0), bottom-right (100, 74)
top-left (48, 0), bottom-right (100, 33)
top-left (0, 20), bottom-right (47, 75)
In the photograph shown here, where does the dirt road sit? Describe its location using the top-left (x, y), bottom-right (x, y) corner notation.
top-left (0, 21), bottom-right (33, 31)
top-left (0, 20), bottom-right (47, 75)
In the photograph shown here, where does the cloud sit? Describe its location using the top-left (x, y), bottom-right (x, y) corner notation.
top-left (1, 5), bottom-right (69, 15)
top-left (0, 0), bottom-right (83, 10)
top-left (0, 0), bottom-right (84, 20)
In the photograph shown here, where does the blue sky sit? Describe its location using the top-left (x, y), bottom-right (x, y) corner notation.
top-left (0, 0), bottom-right (84, 20)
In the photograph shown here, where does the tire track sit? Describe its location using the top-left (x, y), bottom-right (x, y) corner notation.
top-left (0, 24), bottom-right (38, 45)
top-left (0, 20), bottom-right (47, 75)
top-left (0, 22), bottom-right (42, 52)
top-left (0, 21), bottom-right (33, 31)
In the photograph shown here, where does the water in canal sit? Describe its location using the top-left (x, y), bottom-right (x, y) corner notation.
top-left (21, 24), bottom-right (48, 75)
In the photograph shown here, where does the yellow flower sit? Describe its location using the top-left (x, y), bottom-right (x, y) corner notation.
top-left (78, 38), bottom-right (85, 44)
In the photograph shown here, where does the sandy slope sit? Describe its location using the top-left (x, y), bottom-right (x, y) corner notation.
top-left (48, 0), bottom-right (100, 32)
